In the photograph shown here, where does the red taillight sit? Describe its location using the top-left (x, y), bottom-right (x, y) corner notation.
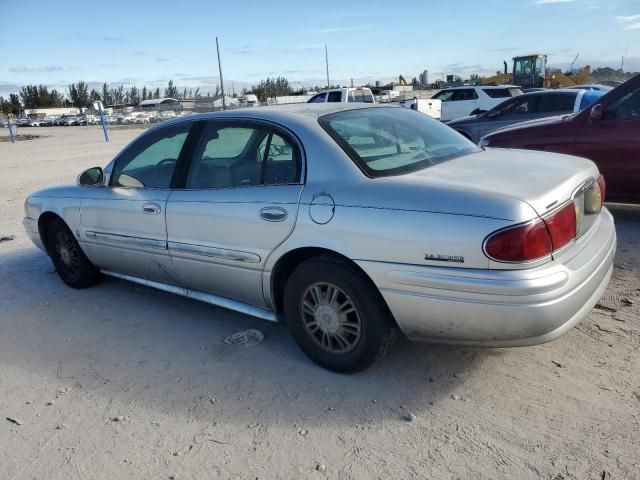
top-left (544, 202), bottom-right (577, 250)
top-left (597, 175), bottom-right (606, 206)
top-left (485, 219), bottom-right (552, 262)
top-left (485, 202), bottom-right (577, 262)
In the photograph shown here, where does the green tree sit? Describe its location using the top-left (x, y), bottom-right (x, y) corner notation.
top-left (141, 86), bottom-right (148, 101)
top-left (164, 80), bottom-right (179, 98)
top-left (153, 87), bottom-right (161, 99)
top-left (110, 85), bottom-right (125, 104)
top-left (100, 83), bottom-right (112, 105)
top-left (249, 76), bottom-right (293, 102)
top-left (89, 89), bottom-right (100, 103)
top-left (68, 81), bottom-right (90, 109)
top-left (19, 84), bottom-right (64, 108)
top-left (128, 85), bottom-right (140, 105)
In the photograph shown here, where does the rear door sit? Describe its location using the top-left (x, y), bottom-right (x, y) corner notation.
top-left (166, 120), bottom-right (304, 307)
top-left (573, 81), bottom-right (640, 202)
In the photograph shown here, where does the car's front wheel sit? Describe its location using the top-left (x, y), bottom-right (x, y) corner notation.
top-left (46, 218), bottom-right (101, 289)
top-left (283, 256), bottom-right (396, 373)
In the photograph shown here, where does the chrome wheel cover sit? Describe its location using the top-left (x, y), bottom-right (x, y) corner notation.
top-left (300, 282), bottom-right (361, 354)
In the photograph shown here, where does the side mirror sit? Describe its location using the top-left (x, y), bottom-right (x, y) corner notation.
top-left (78, 167), bottom-right (104, 186)
top-left (590, 103), bottom-right (603, 121)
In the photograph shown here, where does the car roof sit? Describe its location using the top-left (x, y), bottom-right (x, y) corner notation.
top-left (173, 103), bottom-right (384, 121)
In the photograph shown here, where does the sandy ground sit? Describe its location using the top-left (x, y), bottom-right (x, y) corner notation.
top-left (1, 126), bottom-right (639, 480)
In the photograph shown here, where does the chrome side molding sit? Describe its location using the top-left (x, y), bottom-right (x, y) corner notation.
top-left (85, 231), bottom-right (166, 249)
top-left (168, 241), bottom-right (261, 263)
top-left (101, 270), bottom-right (278, 322)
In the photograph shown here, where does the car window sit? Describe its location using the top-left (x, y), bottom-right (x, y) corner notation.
top-left (319, 107), bottom-right (480, 178)
top-left (604, 86), bottom-right (640, 120)
top-left (308, 93), bottom-right (326, 103)
top-left (110, 123), bottom-right (191, 188)
top-left (327, 91), bottom-right (342, 102)
top-left (432, 90), bottom-right (454, 102)
top-left (482, 88), bottom-right (512, 98)
top-left (538, 93), bottom-right (576, 113)
top-left (186, 123), bottom-right (300, 189)
top-left (258, 131), bottom-right (302, 185)
top-left (451, 89), bottom-right (479, 101)
top-left (348, 90), bottom-right (366, 102)
top-left (362, 90), bottom-right (375, 103)
top-left (503, 95), bottom-right (542, 115)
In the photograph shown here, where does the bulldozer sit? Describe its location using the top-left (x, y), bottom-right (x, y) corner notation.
top-left (481, 54), bottom-right (590, 88)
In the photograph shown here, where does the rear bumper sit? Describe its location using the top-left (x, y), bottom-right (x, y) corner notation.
top-left (23, 217), bottom-right (45, 251)
top-left (357, 208), bottom-right (616, 346)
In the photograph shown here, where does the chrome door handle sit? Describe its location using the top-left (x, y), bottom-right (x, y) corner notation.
top-left (259, 206), bottom-right (287, 222)
top-left (143, 202), bottom-right (161, 215)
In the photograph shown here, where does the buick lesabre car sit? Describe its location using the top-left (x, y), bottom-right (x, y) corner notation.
top-left (23, 104), bottom-right (616, 372)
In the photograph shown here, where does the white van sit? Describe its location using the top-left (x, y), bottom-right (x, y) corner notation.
top-left (307, 87), bottom-right (375, 104)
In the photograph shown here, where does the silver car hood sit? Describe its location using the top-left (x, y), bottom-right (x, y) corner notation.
top-left (404, 148), bottom-right (598, 216)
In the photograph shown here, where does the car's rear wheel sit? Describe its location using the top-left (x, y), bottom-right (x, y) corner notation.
top-left (46, 218), bottom-right (101, 289)
top-left (283, 256), bottom-right (396, 373)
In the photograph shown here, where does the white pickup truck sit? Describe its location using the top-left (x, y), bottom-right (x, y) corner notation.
top-left (307, 87), bottom-right (375, 104)
top-left (431, 85), bottom-right (523, 122)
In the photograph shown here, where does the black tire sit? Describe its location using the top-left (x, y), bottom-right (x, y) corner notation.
top-left (46, 218), bottom-right (101, 289)
top-left (283, 256), bottom-right (396, 373)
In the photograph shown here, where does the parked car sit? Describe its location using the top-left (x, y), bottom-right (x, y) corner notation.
top-left (23, 104), bottom-right (615, 372)
top-left (480, 74), bottom-right (640, 203)
top-left (447, 89), bottom-right (606, 143)
top-left (124, 112), bottom-right (151, 124)
top-left (431, 85), bottom-right (523, 121)
top-left (307, 87), bottom-right (375, 104)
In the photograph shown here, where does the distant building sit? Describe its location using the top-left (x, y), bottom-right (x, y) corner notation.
top-left (375, 80), bottom-right (381, 87)
top-left (139, 97), bottom-right (180, 111)
top-left (419, 70), bottom-right (429, 86)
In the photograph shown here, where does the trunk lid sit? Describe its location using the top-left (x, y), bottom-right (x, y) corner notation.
top-left (408, 148), bottom-right (599, 217)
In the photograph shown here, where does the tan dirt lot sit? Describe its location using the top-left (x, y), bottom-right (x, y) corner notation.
top-left (1, 126), bottom-right (639, 480)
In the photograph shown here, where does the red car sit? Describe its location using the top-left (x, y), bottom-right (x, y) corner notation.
top-left (480, 75), bottom-right (640, 203)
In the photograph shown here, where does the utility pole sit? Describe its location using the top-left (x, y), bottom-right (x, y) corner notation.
top-left (216, 36), bottom-right (226, 110)
top-left (621, 44), bottom-right (630, 79)
top-left (325, 45), bottom-right (330, 88)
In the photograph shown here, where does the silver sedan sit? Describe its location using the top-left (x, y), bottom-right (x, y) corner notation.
top-left (23, 104), bottom-right (616, 372)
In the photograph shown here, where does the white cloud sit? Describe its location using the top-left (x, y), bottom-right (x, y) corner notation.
top-left (615, 13), bottom-right (640, 30)
top-left (616, 14), bottom-right (640, 23)
top-left (532, 0), bottom-right (576, 4)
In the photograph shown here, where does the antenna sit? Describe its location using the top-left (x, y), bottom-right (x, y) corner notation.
top-left (216, 36), bottom-right (226, 110)
top-left (325, 45), bottom-right (330, 88)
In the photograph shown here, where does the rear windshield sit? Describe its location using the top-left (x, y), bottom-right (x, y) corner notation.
top-left (319, 107), bottom-right (480, 177)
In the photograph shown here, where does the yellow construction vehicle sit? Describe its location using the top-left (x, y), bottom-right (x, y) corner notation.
top-left (481, 54), bottom-right (590, 88)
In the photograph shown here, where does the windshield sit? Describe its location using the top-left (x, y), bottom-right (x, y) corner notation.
top-left (319, 107), bottom-right (481, 177)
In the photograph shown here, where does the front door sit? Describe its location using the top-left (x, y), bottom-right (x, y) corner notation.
top-left (166, 120), bottom-right (303, 307)
top-left (80, 121), bottom-right (193, 283)
top-left (573, 82), bottom-right (640, 203)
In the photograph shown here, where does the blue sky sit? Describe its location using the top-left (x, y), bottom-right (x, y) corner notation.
top-left (1, 0), bottom-right (638, 96)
